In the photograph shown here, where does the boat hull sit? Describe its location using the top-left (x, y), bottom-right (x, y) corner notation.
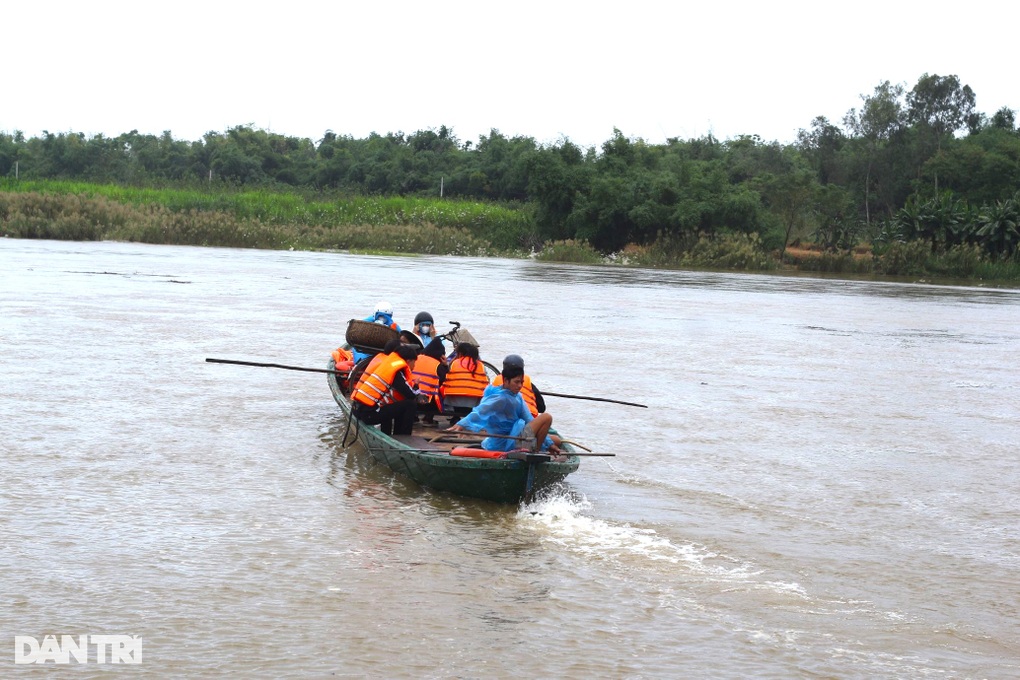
top-left (328, 360), bottom-right (579, 504)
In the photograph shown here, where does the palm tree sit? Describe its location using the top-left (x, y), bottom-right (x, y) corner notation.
top-left (975, 194), bottom-right (1020, 259)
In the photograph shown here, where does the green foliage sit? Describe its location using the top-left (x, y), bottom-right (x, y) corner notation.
top-left (974, 193), bottom-right (1020, 258)
top-left (0, 191), bottom-right (126, 240)
top-left (924, 126), bottom-right (1020, 204)
top-left (796, 116), bottom-right (847, 185)
top-left (844, 81), bottom-right (905, 143)
top-left (786, 250), bottom-right (873, 274)
top-left (681, 233), bottom-right (776, 270)
top-left (925, 243), bottom-right (985, 277)
top-left (533, 239), bottom-right (603, 263)
top-left (893, 191), bottom-right (972, 250)
top-left (757, 149), bottom-right (819, 253)
top-left (907, 73), bottom-right (976, 141)
top-left (298, 223), bottom-right (491, 256)
top-left (4, 80), bottom-right (1020, 283)
top-left (877, 239), bottom-right (931, 276)
top-left (990, 107), bottom-right (1017, 131)
top-left (813, 216), bottom-right (863, 252)
top-left (628, 232), bottom-right (775, 271)
top-left (758, 225), bottom-right (788, 253)
top-left (0, 179), bottom-right (530, 238)
top-left (875, 241), bottom-right (1010, 280)
top-left (0, 184), bottom-right (511, 254)
top-left (972, 257), bottom-right (1020, 280)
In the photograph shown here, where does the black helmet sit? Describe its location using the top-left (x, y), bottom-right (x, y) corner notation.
top-left (502, 354), bottom-right (525, 370)
top-left (414, 311), bottom-right (434, 325)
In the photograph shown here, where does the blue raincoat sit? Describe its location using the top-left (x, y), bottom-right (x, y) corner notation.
top-left (456, 385), bottom-right (553, 452)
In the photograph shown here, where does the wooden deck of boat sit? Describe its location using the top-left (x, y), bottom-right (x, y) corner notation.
top-left (393, 428), bottom-right (485, 453)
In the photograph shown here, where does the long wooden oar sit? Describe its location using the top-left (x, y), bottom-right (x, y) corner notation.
top-left (206, 357), bottom-right (349, 377)
top-left (359, 446), bottom-right (612, 456)
top-left (542, 391), bottom-right (647, 408)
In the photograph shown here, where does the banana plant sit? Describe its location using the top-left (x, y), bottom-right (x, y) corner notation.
top-left (975, 195), bottom-right (1020, 259)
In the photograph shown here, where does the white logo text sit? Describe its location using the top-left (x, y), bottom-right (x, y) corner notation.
top-left (14, 635), bottom-right (143, 664)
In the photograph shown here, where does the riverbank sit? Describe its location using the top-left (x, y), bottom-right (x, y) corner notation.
top-left (2, 182), bottom-right (1018, 285)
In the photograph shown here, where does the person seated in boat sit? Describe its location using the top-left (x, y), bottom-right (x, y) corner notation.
top-left (350, 343), bottom-right (419, 436)
top-left (446, 362), bottom-right (563, 455)
top-left (349, 337), bottom-right (404, 396)
top-left (365, 300), bottom-right (401, 332)
top-left (412, 338), bottom-right (448, 425)
top-left (407, 311), bottom-right (443, 351)
top-left (440, 342), bottom-right (490, 418)
top-left (353, 301), bottom-right (402, 363)
top-left (491, 354), bottom-right (545, 417)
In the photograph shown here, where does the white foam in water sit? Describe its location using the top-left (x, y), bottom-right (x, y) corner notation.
top-left (519, 495), bottom-right (764, 583)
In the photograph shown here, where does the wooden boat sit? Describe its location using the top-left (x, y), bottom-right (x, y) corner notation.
top-left (326, 320), bottom-right (580, 504)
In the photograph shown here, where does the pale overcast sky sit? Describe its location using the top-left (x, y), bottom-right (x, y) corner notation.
top-left (5, 1), bottom-right (1016, 149)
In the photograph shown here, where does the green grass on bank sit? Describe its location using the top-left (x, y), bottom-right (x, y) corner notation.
top-left (2, 179), bottom-right (1018, 283)
top-left (0, 179), bottom-right (535, 252)
top-left (0, 187), bottom-right (498, 255)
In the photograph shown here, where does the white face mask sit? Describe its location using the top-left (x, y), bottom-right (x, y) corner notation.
top-left (420, 324), bottom-right (431, 334)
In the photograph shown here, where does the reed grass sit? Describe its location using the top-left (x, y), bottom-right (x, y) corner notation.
top-left (0, 179), bottom-right (531, 239)
top-left (2, 180), bottom-right (1017, 282)
top-left (0, 181), bottom-right (527, 253)
top-left (534, 240), bottom-right (604, 263)
top-left (624, 232), bottom-right (778, 271)
top-left (783, 249), bottom-right (875, 274)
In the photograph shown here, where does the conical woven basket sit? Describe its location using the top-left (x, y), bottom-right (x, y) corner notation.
top-left (346, 319), bottom-right (399, 354)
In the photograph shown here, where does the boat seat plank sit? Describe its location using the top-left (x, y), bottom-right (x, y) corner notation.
top-left (392, 434), bottom-right (442, 450)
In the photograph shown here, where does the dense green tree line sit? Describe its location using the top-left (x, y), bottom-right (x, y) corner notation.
top-left (2, 73), bottom-right (1019, 259)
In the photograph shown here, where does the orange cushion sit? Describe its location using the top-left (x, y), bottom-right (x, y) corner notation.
top-left (450, 447), bottom-right (505, 459)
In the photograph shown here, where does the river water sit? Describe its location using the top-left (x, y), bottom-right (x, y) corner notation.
top-left (2, 239), bottom-right (1018, 678)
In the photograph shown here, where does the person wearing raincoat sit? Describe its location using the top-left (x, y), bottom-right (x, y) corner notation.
top-left (446, 362), bottom-right (562, 454)
top-left (353, 300), bottom-right (402, 364)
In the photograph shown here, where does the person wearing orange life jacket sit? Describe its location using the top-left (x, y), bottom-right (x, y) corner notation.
top-left (411, 338), bottom-right (448, 424)
top-left (351, 344), bottom-right (419, 436)
top-left (491, 354), bottom-right (545, 418)
top-left (440, 342), bottom-right (489, 402)
top-left (349, 338), bottom-right (405, 409)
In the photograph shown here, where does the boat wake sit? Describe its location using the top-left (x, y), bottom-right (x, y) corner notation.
top-left (517, 495), bottom-right (780, 589)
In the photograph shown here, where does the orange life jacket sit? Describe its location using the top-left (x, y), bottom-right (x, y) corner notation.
top-left (352, 352), bottom-right (412, 408)
top-left (492, 374), bottom-right (538, 417)
top-left (412, 355), bottom-right (443, 409)
top-left (351, 353), bottom-right (386, 404)
top-left (441, 357), bottom-right (489, 399)
top-left (332, 347), bottom-right (354, 368)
